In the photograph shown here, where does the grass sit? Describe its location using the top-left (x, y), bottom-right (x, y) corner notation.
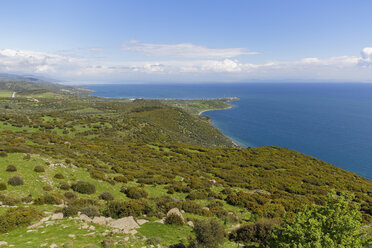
top-left (0, 91), bottom-right (12, 97)
top-left (138, 222), bottom-right (193, 246)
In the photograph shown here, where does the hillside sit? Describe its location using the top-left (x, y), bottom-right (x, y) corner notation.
top-left (0, 80), bottom-right (371, 247)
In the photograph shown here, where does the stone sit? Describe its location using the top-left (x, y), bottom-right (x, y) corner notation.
top-left (68, 234), bottom-right (76, 239)
top-left (108, 216), bottom-right (139, 232)
top-left (89, 226), bottom-right (96, 231)
top-left (166, 208), bottom-right (184, 222)
top-left (154, 218), bottom-right (165, 224)
top-left (50, 244), bottom-right (58, 248)
top-left (0, 242), bottom-right (8, 246)
top-left (51, 213), bottom-right (63, 220)
top-left (187, 221), bottom-right (194, 227)
top-left (92, 216), bottom-right (107, 225)
top-left (136, 219), bottom-right (149, 225)
top-left (28, 221), bottom-right (43, 229)
top-left (79, 214), bottom-right (92, 222)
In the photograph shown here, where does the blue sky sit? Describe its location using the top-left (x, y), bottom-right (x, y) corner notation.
top-left (1, 0), bottom-right (372, 83)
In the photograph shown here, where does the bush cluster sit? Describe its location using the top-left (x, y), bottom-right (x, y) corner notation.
top-left (34, 166), bottom-right (45, 173)
top-left (121, 186), bottom-right (148, 199)
top-left (8, 176), bottom-right (24, 186)
top-left (0, 207), bottom-right (43, 233)
top-left (54, 173), bottom-right (65, 179)
top-left (0, 183), bottom-right (6, 191)
top-left (104, 199), bottom-right (150, 218)
top-left (5, 164), bottom-right (17, 172)
top-left (71, 181), bottom-right (96, 194)
top-left (99, 191), bottom-right (114, 201)
top-left (164, 213), bottom-right (184, 225)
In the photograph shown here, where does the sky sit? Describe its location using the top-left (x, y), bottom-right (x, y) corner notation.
top-left (0, 0), bottom-right (372, 83)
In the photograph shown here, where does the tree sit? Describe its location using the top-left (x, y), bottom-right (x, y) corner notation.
top-left (270, 192), bottom-right (370, 248)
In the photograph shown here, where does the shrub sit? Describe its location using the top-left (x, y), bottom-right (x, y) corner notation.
top-left (113, 175), bottom-right (128, 183)
top-left (43, 185), bottom-right (53, 191)
top-left (34, 194), bottom-right (63, 205)
top-left (229, 219), bottom-right (279, 246)
top-left (21, 195), bottom-right (33, 203)
top-left (54, 173), bottom-right (65, 179)
top-left (104, 199), bottom-right (149, 218)
top-left (165, 213), bottom-right (184, 225)
top-left (0, 194), bottom-right (21, 206)
top-left (0, 151), bottom-right (8, 157)
top-left (64, 191), bottom-right (77, 199)
top-left (5, 165), bottom-right (17, 172)
top-left (121, 186), bottom-right (148, 199)
top-left (34, 166), bottom-right (45, 173)
top-left (59, 182), bottom-right (70, 190)
top-left (0, 183), bottom-right (6, 191)
top-left (71, 181), bottom-right (96, 194)
top-left (0, 207), bottom-right (43, 233)
top-left (81, 206), bottom-right (100, 217)
top-left (192, 219), bottom-right (225, 248)
top-left (99, 191), bottom-right (114, 201)
top-left (8, 176), bottom-right (24, 186)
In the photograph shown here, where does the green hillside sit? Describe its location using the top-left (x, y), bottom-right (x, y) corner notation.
top-left (0, 80), bottom-right (371, 247)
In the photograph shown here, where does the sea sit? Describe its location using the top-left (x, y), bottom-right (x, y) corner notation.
top-left (86, 83), bottom-right (372, 180)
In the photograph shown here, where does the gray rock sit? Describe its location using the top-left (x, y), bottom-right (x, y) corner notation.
top-left (92, 216), bottom-right (107, 225)
top-left (136, 219), bottom-right (149, 225)
top-left (0, 242), bottom-right (8, 246)
top-left (108, 216), bottom-right (139, 233)
top-left (166, 208), bottom-right (184, 222)
top-left (51, 213), bottom-right (63, 220)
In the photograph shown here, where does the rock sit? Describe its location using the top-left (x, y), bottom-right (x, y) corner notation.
top-left (136, 219), bottom-right (149, 225)
top-left (28, 221), bottom-right (43, 229)
top-left (82, 224), bottom-right (89, 229)
top-left (68, 234), bottom-right (76, 239)
top-left (89, 226), bottom-right (96, 231)
top-left (51, 213), bottom-right (63, 220)
top-left (128, 229), bottom-right (138, 235)
top-left (0, 242), bottom-right (8, 246)
top-left (50, 244), bottom-right (58, 248)
top-left (187, 221), bottom-right (194, 227)
top-left (79, 214), bottom-right (92, 222)
top-left (154, 218), bottom-right (165, 224)
top-left (41, 216), bottom-right (50, 222)
top-left (166, 208), bottom-right (184, 222)
top-left (124, 237), bottom-right (129, 241)
top-left (108, 216), bottom-right (139, 232)
top-left (40, 244), bottom-right (48, 247)
top-left (92, 216), bottom-right (107, 225)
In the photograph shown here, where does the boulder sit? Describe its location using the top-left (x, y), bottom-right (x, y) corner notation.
top-left (92, 216), bottom-right (107, 225)
top-left (0, 242), bottom-right (8, 247)
top-left (79, 214), bottom-right (92, 222)
top-left (187, 221), bottom-right (194, 227)
top-left (166, 208), bottom-right (184, 222)
top-left (136, 219), bottom-right (149, 225)
top-left (108, 216), bottom-right (139, 233)
top-left (51, 213), bottom-right (64, 220)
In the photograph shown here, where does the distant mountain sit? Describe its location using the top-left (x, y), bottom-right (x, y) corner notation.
top-left (0, 73), bottom-right (58, 83)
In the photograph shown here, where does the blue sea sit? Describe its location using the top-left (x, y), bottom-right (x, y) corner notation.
top-left (87, 83), bottom-right (372, 179)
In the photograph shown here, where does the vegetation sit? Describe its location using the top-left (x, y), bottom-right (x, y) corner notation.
top-left (0, 207), bottom-right (43, 233)
top-left (0, 80), bottom-right (370, 247)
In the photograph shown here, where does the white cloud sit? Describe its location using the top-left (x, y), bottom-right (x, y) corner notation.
top-left (1, 47), bottom-right (372, 82)
top-left (121, 41), bottom-right (258, 59)
top-left (359, 47), bottom-right (372, 66)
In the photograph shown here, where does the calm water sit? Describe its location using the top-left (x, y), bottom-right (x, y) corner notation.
top-left (87, 83), bottom-right (372, 179)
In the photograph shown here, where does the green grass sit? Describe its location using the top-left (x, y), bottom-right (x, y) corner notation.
top-left (138, 222), bottom-right (193, 246)
top-left (0, 91), bottom-right (12, 97)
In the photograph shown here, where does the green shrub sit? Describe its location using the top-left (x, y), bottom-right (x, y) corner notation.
top-left (0, 207), bottom-right (43, 233)
top-left (0, 194), bottom-right (21, 206)
top-left (5, 164), bottom-right (17, 172)
top-left (229, 219), bottom-right (279, 246)
top-left (121, 186), bottom-right (148, 199)
top-left (0, 151), bottom-right (8, 157)
top-left (62, 205), bottom-right (79, 217)
top-left (54, 173), bottom-right (65, 179)
top-left (71, 181), bottom-right (96, 194)
top-left (34, 165), bottom-right (45, 173)
top-left (43, 185), bottom-right (53, 191)
top-left (113, 175), bottom-right (128, 183)
top-left (81, 206), bottom-right (100, 217)
top-left (0, 183), bottom-right (6, 191)
top-left (165, 213), bottom-right (184, 225)
top-left (21, 195), bottom-right (33, 203)
top-left (8, 176), bottom-right (24, 186)
top-left (34, 194), bottom-right (63, 205)
top-left (99, 191), bottom-right (114, 201)
top-left (192, 219), bottom-right (225, 248)
top-left (64, 191), bottom-right (77, 199)
top-left (104, 199), bottom-right (149, 218)
top-left (59, 182), bottom-right (70, 190)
